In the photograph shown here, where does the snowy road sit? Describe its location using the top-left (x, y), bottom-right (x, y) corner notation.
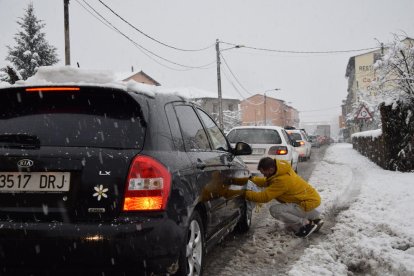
top-left (203, 146), bottom-right (330, 275)
top-left (203, 143), bottom-right (414, 275)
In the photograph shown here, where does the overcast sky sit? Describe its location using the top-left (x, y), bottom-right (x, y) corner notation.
top-left (1, 0), bottom-right (413, 127)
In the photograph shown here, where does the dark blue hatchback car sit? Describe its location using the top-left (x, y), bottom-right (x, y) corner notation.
top-left (0, 80), bottom-right (252, 275)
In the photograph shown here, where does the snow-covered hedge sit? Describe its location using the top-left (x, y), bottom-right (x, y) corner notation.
top-left (352, 129), bottom-right (387, 169)
top-left (352, 101), bottom-right (414, 172)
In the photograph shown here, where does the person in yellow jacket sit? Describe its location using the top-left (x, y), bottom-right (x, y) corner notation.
top-left (229, 157), bottom-right (323, 238)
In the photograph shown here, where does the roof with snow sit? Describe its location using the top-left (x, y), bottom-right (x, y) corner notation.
top-left (122, 70), bottom-right (161, 86)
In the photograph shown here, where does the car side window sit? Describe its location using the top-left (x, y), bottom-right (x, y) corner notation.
top-left (301, 131), bottom-right (309, 141)
top-left (165, 103), bottom-right (185, 151)
top-left (175, 105), bottom-right (211, 151)
top-left (282, 130), bottom-right (292, 145)
top-left (196, 108), bottom-right (228, 151)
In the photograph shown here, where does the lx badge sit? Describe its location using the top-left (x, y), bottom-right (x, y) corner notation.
top-left (99, 171), bottom-right (111, 176)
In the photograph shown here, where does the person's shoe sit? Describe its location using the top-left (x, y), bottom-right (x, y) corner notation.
top-left (295, 221), bottom-right (318, 238)
top-left (311, 218), bottom-right (325, 233)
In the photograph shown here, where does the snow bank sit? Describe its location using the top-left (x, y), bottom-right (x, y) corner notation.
top-left (351, 129), bottom-right (382, 139)
top-left (289, 144), bottom-right (414, 275)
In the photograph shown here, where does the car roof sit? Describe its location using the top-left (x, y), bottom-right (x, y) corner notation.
top-left (1, 66), bottom-right (196, 104)
top-left (229, 125), bottom-right (285, 131)
top-left (286, 129), bottom-right (302, 133)
top-left (1, 83), bottom-right (189, 105)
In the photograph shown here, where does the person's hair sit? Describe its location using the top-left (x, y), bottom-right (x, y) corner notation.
top-left (257, 157), bottom-right (276, 171)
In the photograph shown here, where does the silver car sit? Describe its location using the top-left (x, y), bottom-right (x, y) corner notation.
top-left (286, 129), bottom-right (312, 161)
top-left (227, 126), bottom-right (299, 174)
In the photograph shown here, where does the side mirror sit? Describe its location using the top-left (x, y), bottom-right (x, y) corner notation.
top-left (233, 141), bottom-right (252, 156)
top-left (291, 141), bottom-right (301, 147)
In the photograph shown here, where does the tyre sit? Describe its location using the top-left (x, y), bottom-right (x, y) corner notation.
top-left (235, 201), bottom-right (252, 233)
top-left (176, 210), bottom-right (205, 276)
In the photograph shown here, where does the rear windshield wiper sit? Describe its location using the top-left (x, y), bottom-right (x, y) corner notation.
top-left (0, 134), bottom-right (41, 149)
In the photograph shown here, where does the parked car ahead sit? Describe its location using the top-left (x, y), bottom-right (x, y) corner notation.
top-left (0, 70), bottom-right (253, 275)
top-left (308, 135), bottom-right (321, 148)
top-left (286, 128), bottom-right (312, 161)
top-left (226, 126), bottom-right (299, 174)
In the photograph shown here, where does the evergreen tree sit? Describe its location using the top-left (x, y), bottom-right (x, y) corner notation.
top-left (5, 3), bottom-right (59, 80)
top-left (0, 64), bottom-right (22, 84)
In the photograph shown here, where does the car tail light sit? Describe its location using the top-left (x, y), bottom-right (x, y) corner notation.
top-left (123, 155), bottom-right (171, 212)
top-left (299, 141), bottom-right (305, 146)
top-left (268, 146), bottom-right (288, 155)
top-left (25, 87), bottom-right (80, 92)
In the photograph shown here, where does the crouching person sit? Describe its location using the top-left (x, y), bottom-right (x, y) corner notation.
top-left (229, 157), bottom-right (323, 238)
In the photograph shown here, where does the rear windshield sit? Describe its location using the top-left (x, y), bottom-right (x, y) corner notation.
top-left (0, 87), bottom-right (145, 149)
top-left (227, 128), bottom-right (282, 144)
top-left (287, 132), bottom-right (302, 141)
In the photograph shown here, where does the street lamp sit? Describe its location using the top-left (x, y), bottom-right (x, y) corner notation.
top-left (263, 88), bottom-right (281, 125)
top-left (216, 39), bottom-right (244, 130)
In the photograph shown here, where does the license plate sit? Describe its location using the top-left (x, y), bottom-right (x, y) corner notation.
top-left (0, 172), bottom-right (70, 192)
top-left (252, 148), bottom-right (265, 155)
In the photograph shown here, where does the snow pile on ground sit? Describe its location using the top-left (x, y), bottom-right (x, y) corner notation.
top-left (289, 143), bottom-right (414, 275)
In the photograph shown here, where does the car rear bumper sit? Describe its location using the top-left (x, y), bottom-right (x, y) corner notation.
top-left (0, 216), bottom-right (185, 274)
top-left (295, 147), bottom-right (307, 157)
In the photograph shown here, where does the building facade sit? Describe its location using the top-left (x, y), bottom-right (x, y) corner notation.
top-left (343, 49), bottom-right (382, 137)
top-left (240, 94), bottom-right (299, 127)
top-left (193, 97), bottom-right (241, 131)
top-left (343, 37), bottom-right (414, 139)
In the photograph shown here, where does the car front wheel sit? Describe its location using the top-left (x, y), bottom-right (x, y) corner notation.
top-left (177, 210), bottom-right (205, 276)
top-left (235, 201), bottom-right (253, 233)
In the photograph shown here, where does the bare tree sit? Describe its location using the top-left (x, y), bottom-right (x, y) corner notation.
top-left (373, 35), bottom-right (414, 103)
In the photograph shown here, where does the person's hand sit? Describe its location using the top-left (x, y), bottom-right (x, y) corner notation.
top-left (229, 177), bottom-right (249, 186)
top-left (224, 188), bottom-right (246, 199)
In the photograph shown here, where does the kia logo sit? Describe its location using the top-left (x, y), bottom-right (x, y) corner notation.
top-left (17, 159), bottom-right (34, 168)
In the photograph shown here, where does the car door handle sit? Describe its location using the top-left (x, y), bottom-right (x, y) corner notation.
top-left (196, 159), bottom-right (206, 170)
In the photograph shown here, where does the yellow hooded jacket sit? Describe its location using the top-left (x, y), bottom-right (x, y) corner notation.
top-left (246, 159), bottom-right (321, 212)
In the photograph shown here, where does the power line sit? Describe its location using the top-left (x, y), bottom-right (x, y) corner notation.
top-left (221, 41), bottom-right (379, 55)
top-left (76, 0), bottom-right (187, 71)
top-left (220, 53), bottom-right (254, 97)
top-left (97, 0), bottom-right (214, 52)
top-left (76, 0), bottom-right (115, 30)
top-left (76, 0), bottom-right (215, 71)
top-left (221, 70), bottom-right (247, 99)
top-left (221, 69), bottom-right (273, 107)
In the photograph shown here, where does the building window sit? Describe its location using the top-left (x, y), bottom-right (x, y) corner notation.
top-left (373, 53), bottom-right (381, 63)
top-left (213, 104), bottom-right (218, 114)
top-left (228, 104), bottom-right (234, 111)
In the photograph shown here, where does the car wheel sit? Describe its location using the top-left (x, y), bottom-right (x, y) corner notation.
top-left (235, 201), bottom-right (252, 233)
top-left (176, 210), bottom-right (205, 276)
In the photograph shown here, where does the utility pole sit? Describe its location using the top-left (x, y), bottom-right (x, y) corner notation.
top-left (264, 94), bottom-right (267, 125)
top-left (64, 0), bottom-right (71, 65)
top-left (216, 39), bottom-right (224, 130)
